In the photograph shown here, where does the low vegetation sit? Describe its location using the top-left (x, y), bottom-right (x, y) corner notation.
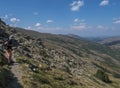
top-left (95, 69), bottom-right (112, 83)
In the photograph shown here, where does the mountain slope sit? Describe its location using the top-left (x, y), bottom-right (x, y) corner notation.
top-left (16, 28), bottom-right (120, 64)
top-left (0, 20), bottom-right (120, 88)
top-left (98, 36), bottom-right (120, 49)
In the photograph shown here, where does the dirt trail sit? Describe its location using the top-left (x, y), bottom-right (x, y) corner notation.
top-left (7, 62), bottom-right (23, 88)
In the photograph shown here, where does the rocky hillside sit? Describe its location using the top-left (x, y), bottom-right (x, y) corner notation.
top-left (0, 19), bottom-right (120, 88)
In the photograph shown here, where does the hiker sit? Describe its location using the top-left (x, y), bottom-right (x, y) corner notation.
top-left (3, 35), bottom-right (18, 64)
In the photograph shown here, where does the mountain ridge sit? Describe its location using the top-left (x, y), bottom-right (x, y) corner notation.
top-left (0, 19), bottom-right (120, 88)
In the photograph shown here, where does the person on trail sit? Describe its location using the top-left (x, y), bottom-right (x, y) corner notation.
top-left (3, 35), bottom-right (18, 64)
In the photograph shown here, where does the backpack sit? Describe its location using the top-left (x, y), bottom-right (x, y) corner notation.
top-left (1, 35), bottom-right (19, 51)
top-left (2, 39), bottom-right (9, 50)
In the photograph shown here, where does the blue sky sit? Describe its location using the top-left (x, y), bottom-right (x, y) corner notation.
top-left (0, 0), bottom-right (120, 37)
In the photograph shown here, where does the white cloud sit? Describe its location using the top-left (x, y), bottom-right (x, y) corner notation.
top-left (100, 0), bottom-right (109, 6)
top-left (70, 0), bottom-right (84, 11)
top-left (35, 23), bottom-right (41, 27)
top-left (0, 14), bottom-right (9, 21)
top-left (4, 15), bottom-right (8, 19)
top-left (72, 18), bottom-right (87, 30)
top-left (97, 25), bottom-right (104, 29)
top-left (113, 18), bottom-right (120, 24)
top-left (71, 24), bottom-right (109, 30)
top-left (46, 20), bottom-right (53, 23)
top-left (87, 26), bottom-right (93, 29)
top-left (33, 12), bottom-right (39, 15)
top-left (71, 23), bottom-right (87, 30)
top-left (10, 18), bottom-right (20, 23)
top-left (25, 26), bottom-right (32, 29)
top-left (2, 14), bottom-right (8, 20)
top-left (71, 25), bottom-right (86, 30)
top-left (113, 20), bottom-right (120, 24)
top-left (74, 18), bottom-right (85, 22)
top-left (96, 25), bottom-right (108, 30)
top-left (33, 26), bottom-right (63, 34)
top-left (74, 18), bottom-right (79, 22)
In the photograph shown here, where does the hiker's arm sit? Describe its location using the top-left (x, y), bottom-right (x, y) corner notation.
top-left (4, 41), bottom-right (8, 45)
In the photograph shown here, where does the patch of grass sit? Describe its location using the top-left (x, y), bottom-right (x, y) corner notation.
top-left (89, 76), bottom-right (101, 85)
top-left (113, 72), bottom-right (120, 78)
top-left (92, 62), bottom-right (111, 73)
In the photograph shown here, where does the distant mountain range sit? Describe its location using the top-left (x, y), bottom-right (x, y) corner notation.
top-left (86, 36), bottom-right (120, 49)
top-left (69, 33), bottom-right (120, 50)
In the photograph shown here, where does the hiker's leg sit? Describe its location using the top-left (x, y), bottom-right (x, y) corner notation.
top-left (8, 50), bottom-right (12, 62)
top-left (6, 50), bottom-right (9, 63)
top-left (6, 50), bottom-right (12, 63)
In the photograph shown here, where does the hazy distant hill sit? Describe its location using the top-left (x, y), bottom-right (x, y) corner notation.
top-left (86, 36), bottom-right (120, 50)
top-left (0, 19), bottom-right (120, 88)
top-left (97, 36), bottom-right (120, 49)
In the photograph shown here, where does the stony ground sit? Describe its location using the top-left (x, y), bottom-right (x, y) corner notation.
top-left (7, 58), bottom-right (23, 88)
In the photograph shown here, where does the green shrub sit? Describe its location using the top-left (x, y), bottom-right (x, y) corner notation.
top-left (39, 49), bottom-right (49, 58)
top-left (32, 74), bottom-right (50, 84)
top-left (95, 69), bottom-right (112, 83)
top-left (113, 73), bottom-right (120, 78)
top-left (0, 50), bottom-right (7, 66)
